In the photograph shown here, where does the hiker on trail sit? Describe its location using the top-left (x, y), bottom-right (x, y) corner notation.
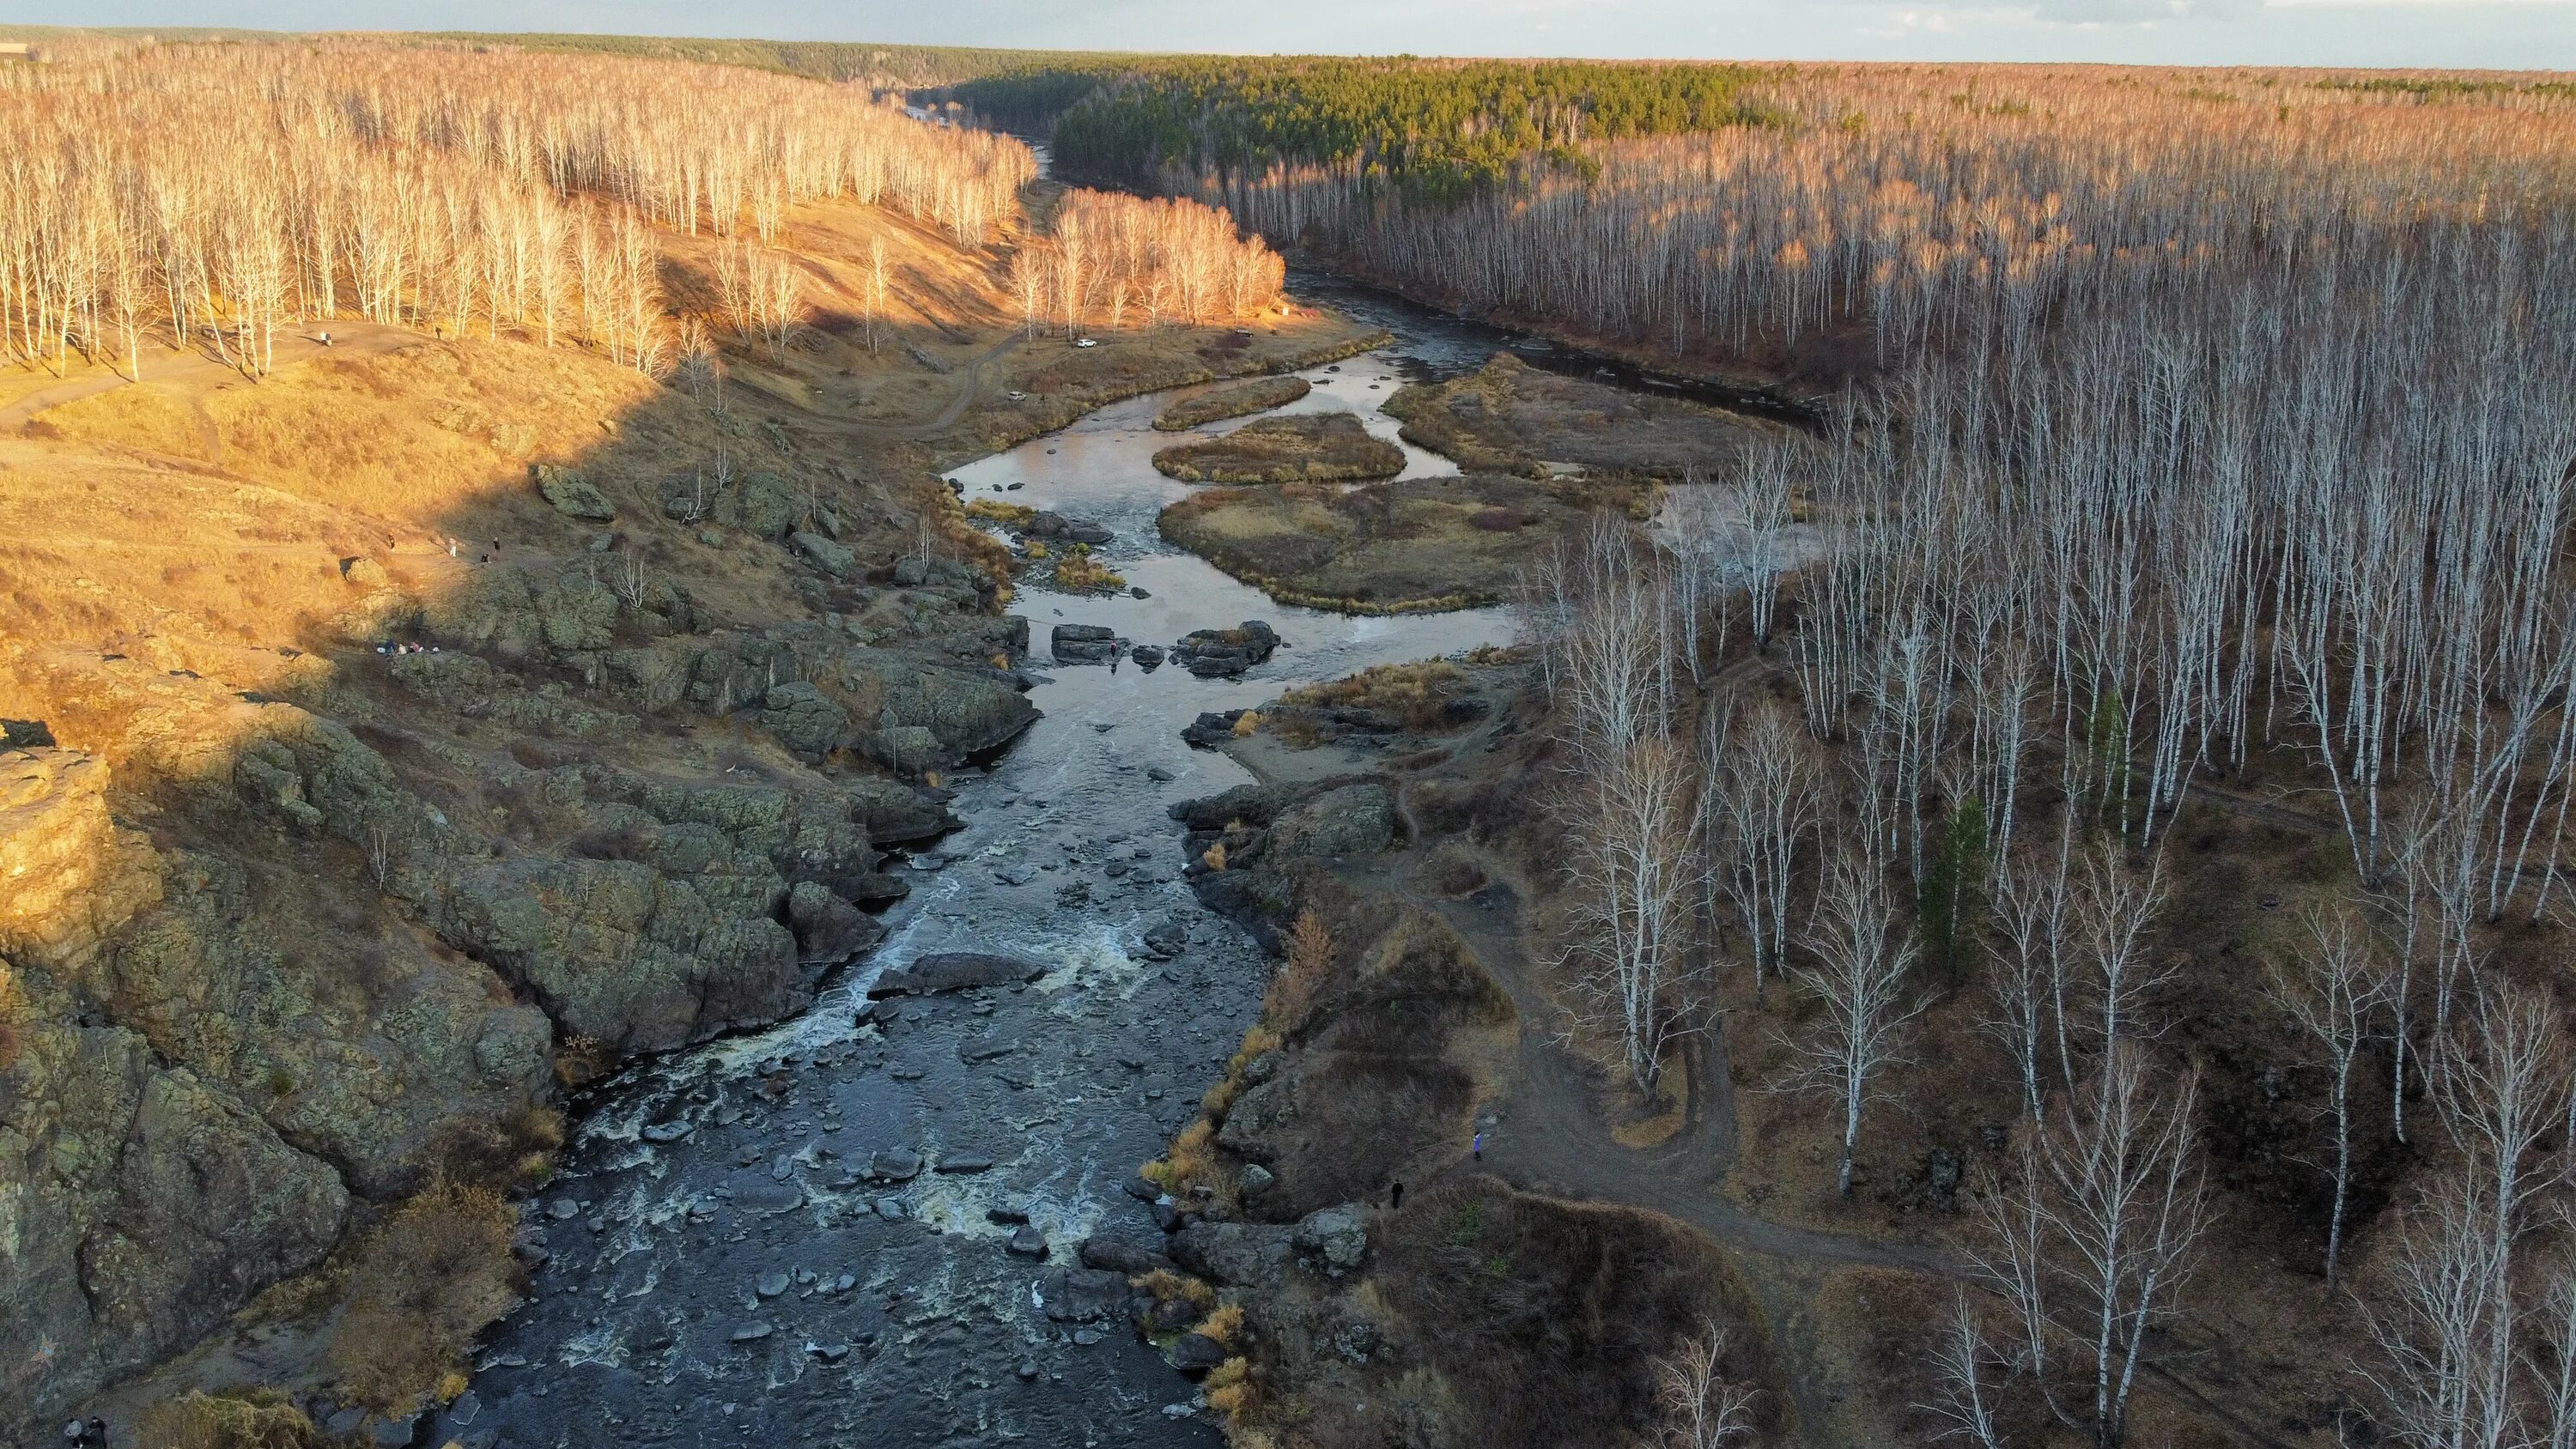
top-left (1390, 1180), bottom-right (1404, 1212)
top-left (1110, 647), bottom-right (1121, 675)
top-left (1471, 1131), bottom-right (1485, 1162)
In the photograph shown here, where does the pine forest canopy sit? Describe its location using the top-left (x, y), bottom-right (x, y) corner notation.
top-left (951, 57), bottom-right (1795, 197)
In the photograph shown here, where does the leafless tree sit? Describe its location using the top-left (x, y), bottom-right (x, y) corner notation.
top-left (2264, 903), bottom-right (2385, 1287)
top-left (1707, 694), bottom-right (1824, 990)
top-left (1651, 1320), bottom-right (1760, 1449)
top-left (1561, 736), bottom-right (1704, 1100)
top-left (1779, 848), bottom-right (1925, 1197)
top-left (1966, 1048), bottom-right (2209, 1449)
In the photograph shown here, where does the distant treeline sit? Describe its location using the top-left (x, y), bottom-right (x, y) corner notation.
top-left (410, 34), bottom-right (1091, 88)
top-left (947, 58), bottom-right (1792, 199)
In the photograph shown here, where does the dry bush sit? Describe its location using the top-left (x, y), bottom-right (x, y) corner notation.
top-left (1051, 549), bottom-right (1127, 592)
top-left (1200, 1301), bottom-right (1249, 1346)
top-left (135, 1390), bottom-right (319, 1449)
top-left (1265, 909), bottom-right (1336, 1034)
top-left (429, 1104), bottom-right (567, 1193)
top-left (1145, 1118), bottom-right (1226, 1200)
top-left (327, 1179), bottom-right (523, 1413)
top-left (1131, 1268), bottom-right (1218, 1312)
top-left (1280, 661), bottom-right (1471, 731)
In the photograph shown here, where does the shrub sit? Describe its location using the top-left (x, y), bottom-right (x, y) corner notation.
top-left (1232, 710), bottom-right (1262, 737)
top-left (327, 1179), bottom-right (522, 1413)
top-left (1266, 911), bottom-right (1334, 1033)
top-left (1200, 1302), bottom-right (1248, 1346)
top-left (136, 1391), bottom-right (319, 1449)
top-left (1202, 840), bottom-right (1230, 871)
top-left (1132, 1267), bottom-right (1218, 1311)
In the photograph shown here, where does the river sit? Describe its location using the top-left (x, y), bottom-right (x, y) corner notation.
top-left (453, 296), bottom-right (1530, 1448)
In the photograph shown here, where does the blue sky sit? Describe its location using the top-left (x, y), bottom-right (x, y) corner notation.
top-left (39, 0), bottom-right (2576, 70)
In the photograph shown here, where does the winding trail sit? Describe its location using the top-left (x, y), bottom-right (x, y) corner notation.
top-left (0, 323), bottom-right (420, 432)
top-left (1348, 766), bottom-right (2300, 1449)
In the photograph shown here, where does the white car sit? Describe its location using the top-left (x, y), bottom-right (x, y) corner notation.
top-left (1073, 336), bottom-right (1098, 349)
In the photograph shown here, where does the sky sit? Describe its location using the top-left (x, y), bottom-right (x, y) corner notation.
top-left (36, 0), bottom-right (2576, 70)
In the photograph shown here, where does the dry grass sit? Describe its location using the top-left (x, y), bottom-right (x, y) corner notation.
top-left (1133, 1267), bottom-right (1219, 1312)
top-left (134, 1390), bottom-right (319, 1449)
top-left (1155, 374), bottom-right (1312, 430)
top-left (966, 498), bottom-right (1038, 527)
top-left (1371, 1179), bottom-right (1777, 1449)
top-left (1151, 412), bottom-right (1403, 484)
top-left (1279, 661), bottom-right (1470, 731)
top-left (1049, 547), bottom-right (1127, 592)
top-left (1159, 474), bottom-right (1625, 614)
top-left (1384, 352), bottom-right (1785, 477)
top-left (1265, 910), bottom-right (1335, 1034)
top-left (326, 1179), bottom-right (522, 1414)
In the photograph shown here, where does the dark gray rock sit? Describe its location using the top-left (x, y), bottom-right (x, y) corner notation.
top-left (1041, 1266), bottom-right (1128, 1324)
top-left (787, 881), bottom-right (882, 966)
top-left (1024, 512), bottom-right (1114, 546)
top-left (1294, 1203), bottom-right (1370, 1273)
top-left (1170, 784), bottom-right (1292, 831)
top-left (1051, 624), bottom-right (1121, 663)
top-left (870, 952), bottom-right (1044, 996)
top-left (1006, 1225), bottom-right (1050, 1259)
top-left (867, 1149), bottom-right (923, 1182)
top-left (1168, 1221), bottom-right (1295, 1288)
top-left (1170, 1332), bottom-right (1230, 1376)
top-left (1268, 782), bottom-right (1398, 861)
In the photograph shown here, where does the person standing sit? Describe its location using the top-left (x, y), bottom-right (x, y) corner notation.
top-left (1471, 1131), bottom-right (1484, 1162)
top-left (1389, 1180), bottom-right (1404, 1212)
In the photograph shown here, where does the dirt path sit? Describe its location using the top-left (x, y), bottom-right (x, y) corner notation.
top-left (1358, 767), bottom-right (2297, 1449)
top-left (0, 323), bottom-right (421, 432)
top-left (763, 333), bottom-right (1023, 443)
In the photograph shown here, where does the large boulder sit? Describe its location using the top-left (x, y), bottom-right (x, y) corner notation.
top-left (1267, 782), bottom-right (1397, 862)
top-left (532, 464), bottom-right (616, 522)
top-left (431, 855), bottom-right (806, 1052)
top-left (1294, 1203), bottom-right (1370, 1274)
top-left (1168, 1221), bottom-right (1295, 1288)
top-left (844, 652), bottom-right (1036, 760)
top-left (791, 530), bottom-right (857, 579)
top-left (0, 1019), bottom-right (348, 1430)
top-left (1170, 783), bottom-right (1294, 833)
top-left (1051, 624), bottom-right (1120, 664)
top-left (1171, 621), bottom-right (1279, 678)
top-left (759, 682), bottom-right (852, 761)
top-left (718, 471), bottom-right (804, 539)
top-left (868, 952), bottom-right (1044, 996)
top-left (787, 881), bottom-right (881, 966)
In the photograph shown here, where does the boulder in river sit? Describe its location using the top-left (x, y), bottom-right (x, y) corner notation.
top-left (1170, 621), bottom-right (1279, 679)
top-left (869, 951), bottom-right (1044, 996)
top-left (1024, 511), bottom-right (1114, 546)
top-left (1051, 623), bottom-right (1121, 664)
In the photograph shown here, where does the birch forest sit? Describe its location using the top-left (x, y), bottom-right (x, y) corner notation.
top-left (977, 56), bottom-right (2576, 1446)
top-left (0, 40), bottom-right (1038, 379)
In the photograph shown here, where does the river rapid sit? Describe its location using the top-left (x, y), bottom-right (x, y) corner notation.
top-left (454, 291), bottom-right (1537, 1449)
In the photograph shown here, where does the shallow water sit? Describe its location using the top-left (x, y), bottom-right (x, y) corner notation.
top-left (458, 304), bottom-right (1522, 1448)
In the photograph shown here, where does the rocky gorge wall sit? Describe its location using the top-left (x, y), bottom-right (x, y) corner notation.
top-left (0, 472), bottom-right (1044, 1432)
